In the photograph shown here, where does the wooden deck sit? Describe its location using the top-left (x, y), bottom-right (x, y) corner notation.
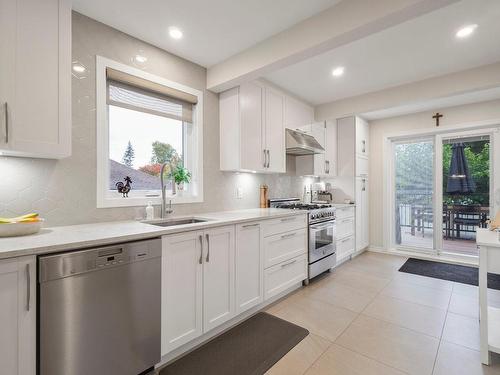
top-left (400, 227), bottom-right (478, 256)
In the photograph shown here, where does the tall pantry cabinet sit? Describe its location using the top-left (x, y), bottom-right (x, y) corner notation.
top-left (337, 116), bottom-right (370, 253)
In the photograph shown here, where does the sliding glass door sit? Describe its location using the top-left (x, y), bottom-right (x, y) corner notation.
top-left (393, 139), bottom-right (435, 252)
top-left (390, 128), bottom-right (495, 258)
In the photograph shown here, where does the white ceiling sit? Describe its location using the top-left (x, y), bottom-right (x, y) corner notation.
top-left (265, 0), bottom-right (500, 105)
top-left (72, 0), bottom-right (341, 67)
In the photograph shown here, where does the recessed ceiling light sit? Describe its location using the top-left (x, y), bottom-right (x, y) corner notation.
top-left (331, 66), bottom-right (345, 77)
top-left (456, 24), bottom-right (478, 38)
top-left (168, 26), bottom-right (183, 40)
top-left (134, 54), bottom-right (148, 63)
top-left (72, 64), bottom-right (86, 73)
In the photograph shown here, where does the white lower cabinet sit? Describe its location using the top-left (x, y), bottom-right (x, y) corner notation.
top-left (202, 226), bottom-right (235, 332)
top-left (335, 207), bottom-right (356, 263)
top-left (162, 225), bottom-right (235, 355)
top-left (162, 216), bottom-right (307, 355)
top-left (235, 222), bottom-right (263, 314)
top-left (0, 256), bottom-right (36, 375)
top-left (161, 231), bottom-right (203, 355)
top-left (264, 254), bottom-right (307, 300)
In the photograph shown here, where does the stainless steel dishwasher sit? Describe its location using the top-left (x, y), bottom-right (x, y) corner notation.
top-left (38, 238), bottom-right (162, 375)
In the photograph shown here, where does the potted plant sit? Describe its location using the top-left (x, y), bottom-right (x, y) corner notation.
top-left (172, 166), bottom-right (191, 193)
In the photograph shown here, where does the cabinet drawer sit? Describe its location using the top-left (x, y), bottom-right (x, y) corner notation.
top-left (262, 215), bottom-right (307, 237)
top-left (356, 156), bottom-right (368, 176)
top-left (264, 254), bottom-right (307, 300)
top-left (337, 217), bottom-right (355, 238)
top-left (336, 235), bottom-right (355, 260)
top-left (336, 206), bottom-right (355, 219)
top-left (264, 229), bottom-right (307, 268)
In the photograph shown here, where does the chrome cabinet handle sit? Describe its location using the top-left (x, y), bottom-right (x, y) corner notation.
top-left (242, 223), bottom-right (259, 228)
top-left (198, 235), bottom-right (203, 264)
top-left (281, 232), bottom-right (296, 239)
top-left (26, 263), bottom-right (30, 311)
top-left (263, 149), bottom-right (266, 168)
top-left (4, 102), bottom-right (8, 143)
top-left (341, 237), bottom-right (351, 243)
top-left (362, 179), bottom-right (366, 191)
top-left (266, 150), bottom-right (270, 168)
top-left (280, 217), bottom-right (296, 222)
top-left (362, 140), bottom-right (366, 153)
top-left (205, 233), bottom-right (210, 262)
top-left (280, 259), bottom-right (297, 268)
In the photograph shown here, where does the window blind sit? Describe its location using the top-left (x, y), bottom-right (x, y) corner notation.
top-left (106, 69), bottom-right (195, 123)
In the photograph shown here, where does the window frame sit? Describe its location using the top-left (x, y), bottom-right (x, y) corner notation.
top-left (96, 56), bottom-right (204, 208)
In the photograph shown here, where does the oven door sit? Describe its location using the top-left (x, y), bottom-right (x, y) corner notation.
top-left (309, 219), bottom-right (336, 263)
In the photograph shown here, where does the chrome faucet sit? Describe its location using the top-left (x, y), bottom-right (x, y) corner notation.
top-left (160, 163), bottom-right (175, 218)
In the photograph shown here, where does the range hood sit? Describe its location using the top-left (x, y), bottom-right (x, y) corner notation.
top-left (286, 128), bottom-right (324, 156)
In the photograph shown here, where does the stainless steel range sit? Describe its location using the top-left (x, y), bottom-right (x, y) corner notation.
top-left (269, 198), bottom-right (336, 282)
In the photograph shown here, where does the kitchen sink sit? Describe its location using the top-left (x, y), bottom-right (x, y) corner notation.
top-left (143, 218), bottom-right (210, 227)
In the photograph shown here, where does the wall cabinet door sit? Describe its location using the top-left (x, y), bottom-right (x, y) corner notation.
top-left (162, 232), bottom-right (203, 354)
top-left (265, 88), bottom-right (285, 173)
top-left (355, 117), bottom-right (369, 157)
top-left (324, 120), bottom-right (337, 177)
top-left (355, 177), bottom-right (369, 252)
top-left (0, 0), bottom-right (71, 159)
top-left (240, 82), bottom-right (266, 172)
top-left (0, 256), bottom-right (36, 375)
top-left (203, 225), bottom-right (235, 332)
top-left (235, 222), bottom-right (263, 314)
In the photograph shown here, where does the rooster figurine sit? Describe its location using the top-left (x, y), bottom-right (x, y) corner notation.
top-left (116, 176), bottom-right (132, 197)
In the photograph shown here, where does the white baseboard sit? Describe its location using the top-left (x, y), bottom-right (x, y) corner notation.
top-left (367, 245), bottom-right (478, 267)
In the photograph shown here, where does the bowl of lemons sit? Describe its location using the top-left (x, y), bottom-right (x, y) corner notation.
top-left (0, 213), bottom-right (44, 237)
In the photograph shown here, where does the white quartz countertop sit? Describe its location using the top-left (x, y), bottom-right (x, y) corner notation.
top-left (0, 208), bottom-right (306, 260)
top-left (476, 228), bottom-right (500, 248)
top-left (331, 203), bottom-right (356, 208)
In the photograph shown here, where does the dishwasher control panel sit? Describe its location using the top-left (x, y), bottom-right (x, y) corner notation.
top-left (38, 238), bottom-right (162, 282)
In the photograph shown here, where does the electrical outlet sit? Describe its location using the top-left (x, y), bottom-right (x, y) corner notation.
top-left (236, 186), bottom-right (243, 199)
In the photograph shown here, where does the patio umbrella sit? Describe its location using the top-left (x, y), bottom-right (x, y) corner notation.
top-left (446, 142), bottom-right (476, 194)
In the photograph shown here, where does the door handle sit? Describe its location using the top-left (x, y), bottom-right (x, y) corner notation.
top-left (242, 223), bottom-right (259, 228)
top-left (26, 263), bottom-right (30, 311)
top-left (205, 233), bottom-right (210, 262)
top-left (4, 102), bottom-right (8, 143)
top-left (263, 149), bottom-right (267, 168)
top-left (266, 150), bottom-right (270, 168)
top-left (281, 232), bottom-right (296, 239)
top-left (198, 235), bottom-right (203, 264)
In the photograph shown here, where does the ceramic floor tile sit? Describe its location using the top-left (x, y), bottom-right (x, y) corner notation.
top-left (340, 259), bottom-right (399, 279)
top-left (301, 280), bottom-right (378, 313)
top-left (449, 292), bottom-right (480, 318)
top-left (330, 268), bottom-right (392, 294)
top-left (363, 295), bottom-right (447, 337)
top-left (393, 272), bottom-right (454, 291)
top-left (433, 341), bottom-right (500, 375)
top-left (442, 312), bottom-right (481, 350)
top-left (273, 297), bottom-right (357, 342)
top-left (381, 279), bottom-right (452, 309)
top-left (266, 333), bottom-right (331, 375)
top-left (305, 343), bottom-right (406, 375)
top-left (336, 314), bottom-right (440, 375)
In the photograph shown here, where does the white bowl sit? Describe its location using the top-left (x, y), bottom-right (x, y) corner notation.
top-left (0, 220), bottom-right (44, 237)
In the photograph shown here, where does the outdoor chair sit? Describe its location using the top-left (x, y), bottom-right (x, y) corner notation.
top-left (453, 204), bottom-right (486, 239)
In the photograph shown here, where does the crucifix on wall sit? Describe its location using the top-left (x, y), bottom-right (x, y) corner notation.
top-left (433, 112), bottom-right (443, 127)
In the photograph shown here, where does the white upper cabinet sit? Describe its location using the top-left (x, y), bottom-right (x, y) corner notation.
top-left (220, 81), bottom-right (312, 173)
top-left (264, 87), bottom-right (285, 173)
top-left (295, 120), bottom-right (337, 177)
top-left (355, 116), bottom-right (369, 157)
top-left (0, 256), bottom-right (36, 375)
top-left (0, 0), bottom-right (71, 159)
top-left (284, 96), bottom-right (314, 130)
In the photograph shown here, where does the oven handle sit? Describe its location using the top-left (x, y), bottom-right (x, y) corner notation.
top-left (310, 220), bottom-right (335, 231)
